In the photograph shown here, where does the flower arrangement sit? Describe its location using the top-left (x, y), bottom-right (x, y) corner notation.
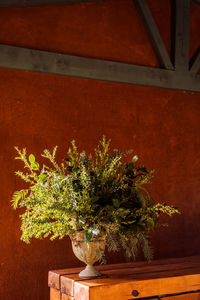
top-left (12, 136), bottom-right (179, 262)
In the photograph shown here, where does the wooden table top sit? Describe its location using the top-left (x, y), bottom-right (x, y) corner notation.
top-left (49, 256), bottom-right (200, 300)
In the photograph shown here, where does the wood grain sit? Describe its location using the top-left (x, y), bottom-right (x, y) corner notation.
top-left (49, 256), bottom-right (200, 299)
top-left (86, 274), bottom-right (200, 300)
top-left (50, 288), bottom-right (61, 300)
top-left (134, 0), bottom-right (173, 70)
top-left (60, 258), bottom-right (200, 296)
top-left (0, 44), bottom-right (199, 92)
top-left (61, 293), bottom-right (74, 300)
top-left (164, 292), bottom-right (200, 300)
top-left (49, 256), bottom-right (200, 290)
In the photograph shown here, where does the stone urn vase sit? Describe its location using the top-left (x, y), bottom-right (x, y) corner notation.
top-left (70, 231), bottom-right (106, 278)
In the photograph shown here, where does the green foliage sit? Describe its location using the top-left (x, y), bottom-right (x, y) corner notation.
top-left (12, 189), bottom-right (29, 209)
top-left (12, 136), bottom-right (180, 261)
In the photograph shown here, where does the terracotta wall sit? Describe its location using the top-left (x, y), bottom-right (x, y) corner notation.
top-left (0, 1), bottom-right (199, 299)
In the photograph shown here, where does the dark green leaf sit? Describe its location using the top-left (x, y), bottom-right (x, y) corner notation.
top-left (72, 167), bottom-right (79, 173)
top-left (127, 162), bottom-right (134, 171)
top-left (137, 166), bottom-right (147, 173)
top-left (84, 232), bottom-right (92, 243)
top-left (112, 198), bottom-right (120, 208)
top-left (64, 158), bottom-right (71, 162)
top-left (146, 218), bottom-right (155, 229)
top-left (67, 166), bottom-right (73, 172)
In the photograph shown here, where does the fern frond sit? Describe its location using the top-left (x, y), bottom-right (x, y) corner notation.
top-left (42, 147), bottom-right (60, 171)
top-left (14, 146), bottom-right (27, 160)
top-left (137, 233), bottom-right (153, 262)
top-left (106, 232), bottom-right (120, 252)
top-left (52, 146), bottom-right (58, 160)
top-left (128, 234), bottom-right (139, 260)
top-left (12, 189), bottom-right (29, 209)
top-left (15, 171), bottom-right (33, 183)
top-left (135, 170), bottom-right (155, 188)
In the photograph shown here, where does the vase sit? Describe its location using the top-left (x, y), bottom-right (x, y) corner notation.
top-left (70, 231), bottom-right (106, 278)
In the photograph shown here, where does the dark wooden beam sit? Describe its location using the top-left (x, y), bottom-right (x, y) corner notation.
top-left (0, 0), bottom-right (99, 7)
top-left (173, 0), bottom-right (190, 72)
top-left (134, 0), bottom-right (173, 70)
top-left (190, 47), bottom-right (200, 74)
top-left (192, 0), bottom-right (200, 5)
top-left (0, 44), bottom-right (199, 92)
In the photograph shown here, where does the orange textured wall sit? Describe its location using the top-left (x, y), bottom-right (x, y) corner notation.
top-left (0, 1), bottom-right (200, 299)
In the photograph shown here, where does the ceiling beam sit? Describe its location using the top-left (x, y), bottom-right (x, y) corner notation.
top-left (134, 0), bottom-right (173, 70)
top-left (0, 44), bottom-right (199, 92)
top-left (0, 0), bottom-right (99, 7)
top-left (192, 0), bottom-right (200, 4)
top-left (173, 0), bottom-right (190, 72)
top-left (190, 48), bottom-right (200, 74)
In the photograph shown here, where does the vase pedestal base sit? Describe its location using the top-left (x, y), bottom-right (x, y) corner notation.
top-left (79, 264), bottom-right (101, 278)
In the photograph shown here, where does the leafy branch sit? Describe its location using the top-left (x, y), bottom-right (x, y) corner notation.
top-left (12, 137), bottom-right (180, 261)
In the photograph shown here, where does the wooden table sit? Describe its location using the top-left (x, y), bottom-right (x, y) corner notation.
top-left (48, 256), bottom-right (200, 300)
